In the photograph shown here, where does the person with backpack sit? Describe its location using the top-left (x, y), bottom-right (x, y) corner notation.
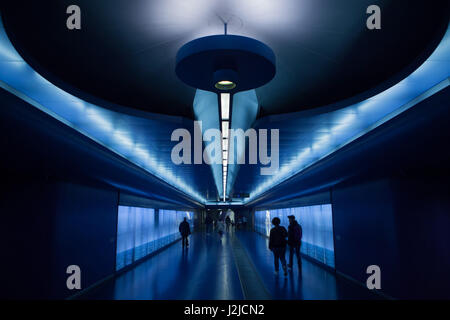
top-left (287, 215), bottom-right (303, 271)
top-left (269, 217), bottom-right (288, 276)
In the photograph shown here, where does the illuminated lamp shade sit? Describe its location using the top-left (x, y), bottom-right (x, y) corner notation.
top-left (175, 35), bottom-right (276, 93)
top-left (216, 81), bottom-right (235, 91)
top-left (214, 69), bottom-right (237, 91)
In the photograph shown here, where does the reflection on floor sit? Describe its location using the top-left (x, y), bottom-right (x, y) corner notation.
top-left (81, 230), bottom-right (380, 300)
top-left (236, 231), bottom-right (379, 300)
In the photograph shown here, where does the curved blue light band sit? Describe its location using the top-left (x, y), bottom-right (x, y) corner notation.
top-left (1, 15), bottom-right (449, 206)
top-left (245, 23), bottom-right (450, 203)
top-left (0, 17), bottom-right (206, 204)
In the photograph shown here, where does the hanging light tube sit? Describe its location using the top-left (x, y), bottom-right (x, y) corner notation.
top-left (218, 92), bottom-right (233, 203)
top-left (221, 93), bottom-right (230, 120)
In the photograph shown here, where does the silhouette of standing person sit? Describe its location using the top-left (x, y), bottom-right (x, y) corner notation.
top-left (225, 215), bottom-right (231, 232)
top-left (287, 215), bottom-right (303, 272)
top-left (179, 217), bottom-right (191, 248)
top-left (269, 217), bottom-right (288, 276)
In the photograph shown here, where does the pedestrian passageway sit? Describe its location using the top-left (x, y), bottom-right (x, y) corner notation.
top-left (81, 231), bottom-right (379, 300)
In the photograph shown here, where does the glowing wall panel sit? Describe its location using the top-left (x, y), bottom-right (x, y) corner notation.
top-left (255, 204), bottom-right (335, 268)
top-left (116, 206), bottom-right (194, 271)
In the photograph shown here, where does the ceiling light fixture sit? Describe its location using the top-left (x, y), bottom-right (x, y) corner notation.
top-left (221, 93), bottom-right (230, 120)
top-left (175, 23), bottom-right (276, 203)
top-left (222, 121), bottom-right (229, 138)
top-left (215, 80), bottom-right (236, 91)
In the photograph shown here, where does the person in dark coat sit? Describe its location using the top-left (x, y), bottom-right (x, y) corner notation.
top-left (287, 215), bottom-right (303, 271)
top-left (179, 218), bottom-right (191, 248)
top-left (269, 217), bottom-right (288, 276)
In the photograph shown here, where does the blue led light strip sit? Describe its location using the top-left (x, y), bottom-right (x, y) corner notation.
top-left (0, 17), bottom-right (206, 204)
top-left (245, 24), bottom-right (450, 204)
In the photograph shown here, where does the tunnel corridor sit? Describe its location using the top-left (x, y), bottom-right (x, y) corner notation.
top-left (1, 1), bottom-right (450, 304)
top-left (80, 230), bottom-right (379, 300)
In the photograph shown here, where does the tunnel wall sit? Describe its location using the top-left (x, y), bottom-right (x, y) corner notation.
top-left (250, 86), bottom-right (450, 299)
top-left (0, 88), bottom-right (202, 299)
top-left (0, 179), bottom-right (118, 299)
top-left (331, 178), bottom-right (400, 298)
top-left (254, 173), bottom-right (450, 299)
top-left (0, 178), bottom-right (201, 299)
top-left (1, 180), bottom-right (55, 299)
top-left (332, 175), bottom-right (450, 299)
top-left (116, 206), bottom-right (196, 271)
top-left (49, 182), bottom-right (118, 299)
top-left (391, 175), bottom-right (450, 299)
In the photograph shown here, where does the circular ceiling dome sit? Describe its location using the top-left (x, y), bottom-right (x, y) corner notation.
top-left (175, 35), bottom-right (276, 93)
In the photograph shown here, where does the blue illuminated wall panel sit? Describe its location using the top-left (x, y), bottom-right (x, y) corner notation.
top-left (116, 206), bottom-right (194, 271)
top-left (255, 204), bottom-right (335, 268)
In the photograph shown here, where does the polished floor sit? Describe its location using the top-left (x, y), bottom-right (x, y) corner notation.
top-left (81, 230), bottom-right (380, 300)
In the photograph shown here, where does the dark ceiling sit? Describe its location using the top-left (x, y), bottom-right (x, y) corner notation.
top-left (1, 0), bottom-right (448, 119)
